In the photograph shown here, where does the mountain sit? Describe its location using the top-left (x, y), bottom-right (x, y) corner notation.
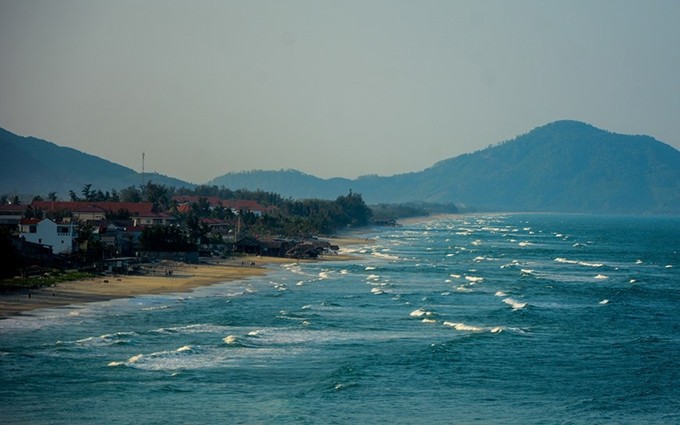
top-left (209, 121), bottom-right (680, 214)
top-left (209, 169), bottom-right (354, 200)
top-left (0, 128), bottom-right (194, 196)
top-left (406, 120), bottom-right (680, 213)
top-left (3, 121), bottom-right (679, 214)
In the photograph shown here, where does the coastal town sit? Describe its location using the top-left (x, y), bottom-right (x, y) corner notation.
top-left (0, 183), bottom-right (377, 290)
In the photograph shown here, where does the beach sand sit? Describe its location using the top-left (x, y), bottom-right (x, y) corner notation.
top-left (0, 238), bottom-right (365, 319)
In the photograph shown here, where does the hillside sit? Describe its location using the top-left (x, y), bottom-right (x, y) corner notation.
top-left (408, 121), bottom-right (680, 213)
top-left (0, 128), bottom-right (194, 196)
top-left (2, 121), bottom-right (679, 214)
top-left (209, 121), bottom-right (680, 214)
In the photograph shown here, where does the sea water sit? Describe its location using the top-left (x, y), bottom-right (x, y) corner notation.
top-left (1, 214), bottom-right (678, 424)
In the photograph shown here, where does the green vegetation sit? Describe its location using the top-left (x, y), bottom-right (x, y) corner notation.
top-left (0, 270), bottom-right (95, 291)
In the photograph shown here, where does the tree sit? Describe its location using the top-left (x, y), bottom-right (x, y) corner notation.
top-left (335, 191), bottom-right (372, 227)
top-left (81, 184), bottom-right (93, 201)
top-left (47, 192), bottom-right (58, 202)
top-left (119, 186), bottom-right (142, 203)
top-left (140, 225), bottom-right (194, 252)
top-left (143, 182), bottom-right (170, 212)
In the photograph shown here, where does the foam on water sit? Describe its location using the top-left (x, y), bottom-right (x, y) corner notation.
top-left (4, 213), bottom-right (679, 424)
top-left (442, 321), bottom-right (486, 332)
top-left (555, 257), bottom-right (604, 267)
top-left (503, 298), bottom-right (527, 310)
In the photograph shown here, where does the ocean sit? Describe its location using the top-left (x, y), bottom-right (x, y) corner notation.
top-left (1, 214), bottom-right (678, 424)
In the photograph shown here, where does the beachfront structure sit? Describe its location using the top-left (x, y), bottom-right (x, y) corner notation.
top-left (19, 218), bottom-right (78, 255)
top-left (32, 201), bottom-right (155, 222)
top-left (172, 196), bottom-right (272, 217)
top-left (133, 212), bottom-right (176, 227)
top-left (0, 204), bottom-right (26, 227)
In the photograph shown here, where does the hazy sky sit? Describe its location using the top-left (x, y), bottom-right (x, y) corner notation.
top-left (1, 1), bottom-right (679, 183)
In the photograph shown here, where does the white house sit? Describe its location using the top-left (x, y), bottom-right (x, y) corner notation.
top-left (19, 218), bottom-right (78, 255)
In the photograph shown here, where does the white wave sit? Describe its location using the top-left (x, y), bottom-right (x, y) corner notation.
top-left (370, 287), bottom-right (385, 295)
top-left (127, 354), bottom-right (144, 363)
top-left (455, 286), bottom-right (473, 292)
top-left (450, 274), bottom-right (461, 279)
top-left (223, 335), bottom-right (238, 344)
top-left (366, 274), bottom-right (380, 280)
top-left (73, 331), bottom-right (137, 347)
top-left (495, 291), bottom-right (507, 297)
top-left (594, 274), bottom-right (608, 280)
top-left (421, 318), bottom-right (437, 324)
top-left (599, 299), bottom-right (609, 305)
top-left (141, 305), bottom-right (172, 311)
top-left (318, 272), bottom-right (331, 279)
top-left (518, 241), bottom-right (532, 247)
top-left (635, 259), bottom-right (643, 264)
top-left (176, 345), bottom-right (193, 352)
top-left (665, 264), bottom-right (673, 269)
top-left (340, 270), bottom-right (349, 275)
top-left (372, 253), bottom-right (400, 261)
top-left (554, 257), bottom-right (604, 267)
top-left (442, 322), bottom-right (485, 332)
top-left (629, 279), bottom-right (637, 284)
top-left (409, 309), bottom-right (433, 318)
top-left (503, 298), bottom-right (527, 310)
top-left (465, 276), bottom-right (484, 283)
top-left (365, 266), bottom-right (376, 271)
top-left (520, 269), bottom-right (534, 275)
top-left (489, 326), bottom-right (505, 333)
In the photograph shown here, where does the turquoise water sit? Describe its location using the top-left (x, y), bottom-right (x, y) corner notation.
top-left (1, 214), bottom-right (679, 424)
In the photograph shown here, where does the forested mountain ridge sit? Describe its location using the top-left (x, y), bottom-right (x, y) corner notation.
top-left (3, 121), bottom-right (679, 214)
top-left (210, 121), bottom-right (680, 213)
top-left (0, 128), bottom-right (194, 196)
top-left (408, 120), bottom-right (680, 213)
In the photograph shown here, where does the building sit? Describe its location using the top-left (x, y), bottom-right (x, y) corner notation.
top-left (0, 204), bottom-right (26, 228)
top-left (133, 212), bottom-right (176, 227)
top-left (19, 218), bottom-right (78, 255)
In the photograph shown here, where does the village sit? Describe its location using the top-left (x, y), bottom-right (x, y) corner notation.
top-left (0, 185), bottom-right (372, 283)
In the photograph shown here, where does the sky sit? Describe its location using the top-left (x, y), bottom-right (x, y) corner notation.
top-left (1, 0), bottom-right (679, 184)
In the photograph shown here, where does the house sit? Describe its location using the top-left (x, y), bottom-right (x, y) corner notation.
top-left (19, 218), bottom-right (78, 255)
top-left (0, 204), bottom-right (26, 227)
top-left (172, 196), bottom-right (274, 217)
top-left (72, 204), bottom-right (109, 222)
top-left (32, 201), bottom-right (155, 221)
top-left (133, 212), bottom-right (176, 227)
top-left (200, 217), bottom-right (231, 232)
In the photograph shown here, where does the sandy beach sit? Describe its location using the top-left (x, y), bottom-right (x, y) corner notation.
top-left (0, 237), bottom-right (366, 319)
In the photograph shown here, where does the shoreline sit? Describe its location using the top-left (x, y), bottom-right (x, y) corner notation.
top-left (0, 238), bottom-right (365, 320)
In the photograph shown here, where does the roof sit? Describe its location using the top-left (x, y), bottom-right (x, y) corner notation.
top-left (0, 204), bottom-right (27, 213)
top-left (32, 201), bottom-right (154, 215)
top-left (172, 195), bottom-right (222, 207)
top-left (137, 211), bottom-right (175, 218)
top-left (199, 217), bottom-right (229, 225)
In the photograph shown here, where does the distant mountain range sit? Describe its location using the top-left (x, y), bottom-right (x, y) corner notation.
top-left (0, 127), bottom-right (193, 196)
top-left (2, 121), bottom-right (679, 214)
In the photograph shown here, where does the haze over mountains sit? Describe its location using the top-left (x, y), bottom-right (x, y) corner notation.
top-left (2, 121), bottom-right (679, 214)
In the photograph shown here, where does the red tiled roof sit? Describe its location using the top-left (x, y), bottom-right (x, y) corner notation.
top-left (222, 200), bottom-right (267, 211)
top-left (0, 204), bottom-right (27, 213)
top-left (32, 201), bottom-right (154, 215)
top-left (172, 195), bottom-right (222, 207)
top-left (20, 218), bottom-right (41, 225)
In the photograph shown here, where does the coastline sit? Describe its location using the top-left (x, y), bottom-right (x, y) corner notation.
top-left (0, 238), bottom-right (365, 320)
